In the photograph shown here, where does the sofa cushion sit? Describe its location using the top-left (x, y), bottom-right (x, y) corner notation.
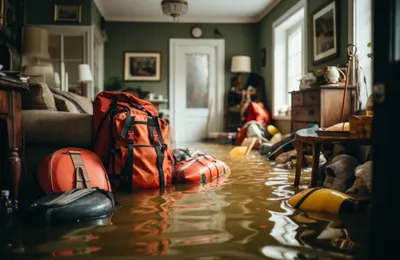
top-left (50, 88), bottom-right (93, 114)
top-left (22, 81), bottom-right (57, 111)
top-left (23, 110), bottom-right (92, 147)
top-left (53, 93), bottom-right (80, 113)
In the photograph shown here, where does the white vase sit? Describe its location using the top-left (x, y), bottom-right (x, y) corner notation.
top-left (324, 66), bottom-right (346, 84)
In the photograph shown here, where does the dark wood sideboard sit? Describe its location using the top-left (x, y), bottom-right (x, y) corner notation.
top-left (290, 86), bottom-right (356, 132)
top-left (0, 78), bottom-right (28, 210)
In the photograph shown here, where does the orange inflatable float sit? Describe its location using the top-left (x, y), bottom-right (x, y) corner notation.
top-left (37, 148), bottom-right (112, 194)
top-left (172, 150), bottom-right (231, 184)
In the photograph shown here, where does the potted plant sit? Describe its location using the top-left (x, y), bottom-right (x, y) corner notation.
top-left (104, 77), bottom-right (125, 91)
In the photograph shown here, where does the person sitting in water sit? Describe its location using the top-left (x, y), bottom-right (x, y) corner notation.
top-left (235, 86), bottom-right (272, 146)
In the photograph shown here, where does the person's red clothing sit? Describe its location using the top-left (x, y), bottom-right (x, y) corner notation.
top-left (235, 102), bottom-right (271, 146)
top-left (242, 102), bottom-right (271, 127)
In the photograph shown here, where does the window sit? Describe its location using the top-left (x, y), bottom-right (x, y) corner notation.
top-left (272, 0), bottom-right (306, 118)
top-left (287, 26), bottom-right (303, 95)
top-left (350, 0), bottom-right (373, 109)
top-left (33, 25), bottom-right (105, 100)
top-left (47, 33), bottom-right (87, 93)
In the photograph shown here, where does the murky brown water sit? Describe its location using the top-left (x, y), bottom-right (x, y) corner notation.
top-left (1, 143), bottom-right (370, 259)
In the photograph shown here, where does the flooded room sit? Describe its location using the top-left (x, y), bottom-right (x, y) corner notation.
top-left (0, 0), bottom-right (399, 259)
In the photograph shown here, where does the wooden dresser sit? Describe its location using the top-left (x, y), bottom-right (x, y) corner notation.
top-left (290, 86), bottom-right (355, 132)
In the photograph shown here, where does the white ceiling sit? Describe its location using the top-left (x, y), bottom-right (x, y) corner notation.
top-left (94, 0), bottom-right (281, 23)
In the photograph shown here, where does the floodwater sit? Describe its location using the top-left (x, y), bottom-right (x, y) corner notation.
top-left (1, 143), bottom-right (370, 260)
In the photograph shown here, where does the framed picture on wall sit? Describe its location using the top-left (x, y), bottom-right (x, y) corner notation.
top-left (54, 5), bottom-right (82, 22)
top-left (312, 0), bottom-right (338, 64)
top-left (123, 52), bottom-right (161, 81)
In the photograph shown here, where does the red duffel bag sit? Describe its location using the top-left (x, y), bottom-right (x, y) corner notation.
top-left (37, 148), bottom-right (112, 194)
top-left (172, 152), bottom-right (231, 184)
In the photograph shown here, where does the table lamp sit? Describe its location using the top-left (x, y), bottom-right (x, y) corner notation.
top-left (78, 64), bottom-right (93, 97)
top-left (22, 26), bottom-right (51, 60)
top-left (231, 56), bottom-right (251, 92)
top-left (21, 26), bottom-right (55, 85)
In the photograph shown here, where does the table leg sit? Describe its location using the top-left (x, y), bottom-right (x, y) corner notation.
top-left (6, 92), bottom-right (22, 210)
top-left (311, 144), bottom-right (321, 187)
top-left (7, 148), bottom-right (20, 210)
top-left (294, 140), bottom-right (303, 186)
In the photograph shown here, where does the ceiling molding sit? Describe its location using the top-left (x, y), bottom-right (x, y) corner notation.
top-left (103, 16), bottom-right (258, 24)
top-left (93, 0), bottom-right (107, 18)
top-left (94, 0), bottom-right (281, 24)
top-left (255, 0), bottom-right (282, 22)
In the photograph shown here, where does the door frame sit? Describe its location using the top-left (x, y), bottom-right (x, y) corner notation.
top-left (169, 39), bottom-right (225, 138)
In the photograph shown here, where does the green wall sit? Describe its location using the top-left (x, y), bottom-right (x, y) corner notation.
top-left (24, 0), bottom-right (93, 25)
top-left (258, 0), bottom-right (302, 107)
top-left (258, 0), bottom-right (349, 133)
top-left (104, 22), bottom-right (259, 108)
top-left (91, 1), bottom-right (102, 30)
top-left (259, 0), bottom-right (349, 104)
top-left (307, 0), bottom-right (348, 72)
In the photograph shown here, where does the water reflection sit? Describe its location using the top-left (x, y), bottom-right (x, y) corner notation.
top-left (167, 186), bottom-right (232, 248)
top-left (268, 201), bottom-right (300, 246)
top-left (1, 143), bottom-right (370, 259)
top-left (0, 218), bottom-right (111, 258)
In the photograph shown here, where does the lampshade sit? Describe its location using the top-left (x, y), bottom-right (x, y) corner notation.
top-left (22, 26), bottom-right (51, 59)
top-left (231, 56), bottom-right (251, 73)
top-left (78, 64), bottom-right (93, 82)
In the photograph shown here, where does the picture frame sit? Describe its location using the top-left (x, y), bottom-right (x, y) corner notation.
top-left (54, 5), bottom-right (82, 23)
top-left (123, 52), bottom-right (161, 81)
top-left (312, 0), bottom-right (338, 64)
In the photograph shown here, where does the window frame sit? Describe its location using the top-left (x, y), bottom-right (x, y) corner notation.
top-left (286, 24), bottom-right (303, 104)
top-left (271, 0), bottom-right (307, 120)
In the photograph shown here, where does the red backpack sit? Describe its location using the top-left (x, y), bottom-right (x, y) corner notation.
top-left (92, 91), bottom-right (173, 189)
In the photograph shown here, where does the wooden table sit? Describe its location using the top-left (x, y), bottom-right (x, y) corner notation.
top-left (294, 128), bottom-right (371, 187)
top-left (0, 79), bottom-right (28, 210)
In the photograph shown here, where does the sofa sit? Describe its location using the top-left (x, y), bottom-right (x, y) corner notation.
top-left (20, 79), bottom-right (94, 205)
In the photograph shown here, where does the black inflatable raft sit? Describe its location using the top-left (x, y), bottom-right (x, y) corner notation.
top-left (24, 188), bottom-right (117, 225)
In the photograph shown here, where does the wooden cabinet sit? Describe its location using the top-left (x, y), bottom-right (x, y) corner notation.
top-left (290, 86), bottom-right (355, 132)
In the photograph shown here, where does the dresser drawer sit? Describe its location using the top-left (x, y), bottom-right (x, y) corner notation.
top-left (304, 91), bottom-right (320, 105)
top-left (291, 105), bottom-right (320, 122)
top-left (291, 92), bottom-right (303, 106)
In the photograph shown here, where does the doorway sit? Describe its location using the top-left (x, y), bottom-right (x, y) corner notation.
top-left (169, 39), bottom-right (225, 145)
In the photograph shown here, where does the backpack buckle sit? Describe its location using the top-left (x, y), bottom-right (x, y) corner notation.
top-left (127, 129), bottom-right (134, 140)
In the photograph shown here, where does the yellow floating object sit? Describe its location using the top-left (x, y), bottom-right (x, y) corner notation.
top-left (269, 133), bottom-right (282, 144)
top-left (229, 137), bottom-right (257, 157)
top-left (229, 146), bottom-right (248, 157)
top-left (267, 125), bottom-right (280, 136)
top-left (287, 187), bottom-right (356, 215)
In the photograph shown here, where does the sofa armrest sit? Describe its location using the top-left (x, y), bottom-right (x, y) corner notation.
top-left (23, 110), bottom-right (92, 147)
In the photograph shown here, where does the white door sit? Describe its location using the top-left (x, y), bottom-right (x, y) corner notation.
top-left (170, 39), bottom-right (225, 146)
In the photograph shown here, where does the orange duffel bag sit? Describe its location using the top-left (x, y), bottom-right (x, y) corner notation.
top-left (172, 151), bottom-right (230, 184)
top-left (37, 148), bottom-right (112, 194)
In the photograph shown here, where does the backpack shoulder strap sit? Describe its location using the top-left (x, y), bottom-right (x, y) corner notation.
top-left (69, 151), bottom-right (92, 189)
